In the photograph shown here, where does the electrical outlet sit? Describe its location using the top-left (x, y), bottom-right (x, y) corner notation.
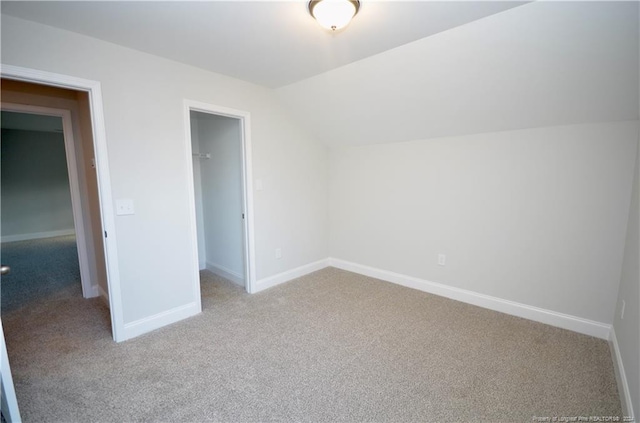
top-left (275, 248), bottom-right (282, 259)
top-left (438, 254), bottom-right (446, 266)
top-left (621, 300), bottom-right (626, 320)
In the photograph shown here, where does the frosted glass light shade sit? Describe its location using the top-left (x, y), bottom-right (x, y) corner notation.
top-left (309, 0), bottom-right (360, 31)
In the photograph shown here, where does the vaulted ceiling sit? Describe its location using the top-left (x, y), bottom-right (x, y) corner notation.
top-left (276, 1), bottom-right (640, 146)
top-left (2, 1), bottom-right (637, 146)
top-left (1, 1), bottom-right (525, 88)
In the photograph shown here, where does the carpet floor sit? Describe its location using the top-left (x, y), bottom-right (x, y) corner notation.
top-left (1, 235), bottom-right (81, 313)
top-left (1, 240), bottom-right (622, 422)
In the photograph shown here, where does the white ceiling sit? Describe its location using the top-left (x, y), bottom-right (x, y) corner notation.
top-left (0, 1), bottom-right (526, 88)
top-left (277, 1), bottom-right (639, 146)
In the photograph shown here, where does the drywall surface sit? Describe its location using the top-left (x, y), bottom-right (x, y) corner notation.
top-left (329, 121), bottom-right (638, 324)
top-left (613, 136), bottom-right (639, 418)
top-left (1, 128), bottom-right (74, 238)
top-left (1, 15), bottom-right (329, 324)
top-left (278, 1), bottom-right (639, 147)
top-left (194, 113), bottom-right (245, 281)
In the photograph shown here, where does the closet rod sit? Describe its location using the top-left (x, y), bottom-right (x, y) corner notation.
top-left (192, 153), bottom-right (211, 159)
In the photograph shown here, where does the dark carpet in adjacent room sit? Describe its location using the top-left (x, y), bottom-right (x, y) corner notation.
top-left (1, 235), bottom-right (81, 313)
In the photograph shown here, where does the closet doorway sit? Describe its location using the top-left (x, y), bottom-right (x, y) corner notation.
top-left (185, 101), bottom-right (256, 299)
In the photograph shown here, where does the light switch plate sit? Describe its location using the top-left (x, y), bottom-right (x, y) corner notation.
top-left (116, 199), bottom-right (135, 216)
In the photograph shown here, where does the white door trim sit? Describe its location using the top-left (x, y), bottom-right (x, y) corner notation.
top-left (1, 103), bottom-right (97, 299)
top-left (0, 319), bottom-right (21, 422)
top-left (183, 100), bottom-right (257, 296)
top-left (1, 64), bottom-right (125, 342)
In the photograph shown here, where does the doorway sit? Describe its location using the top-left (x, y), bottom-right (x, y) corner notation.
top-left (0, 94), bottom-right (111, 423)
top-left (0, 65), bottom-right (121, 422)
top-left (0, 67), bottom-right (124, 341)
top-left (185, 101), bottom-right (256, 300)
top-left (1, 107), bottom-right (95, 305)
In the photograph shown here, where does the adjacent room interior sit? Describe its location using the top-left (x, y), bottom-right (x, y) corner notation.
top-left (1, 111), bottom-right (82, 312)
top-left (0, 1), bottom-right (638, 421)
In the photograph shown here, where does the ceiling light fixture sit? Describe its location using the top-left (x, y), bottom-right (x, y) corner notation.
top-left (309, 0), bottom-right (360, 32)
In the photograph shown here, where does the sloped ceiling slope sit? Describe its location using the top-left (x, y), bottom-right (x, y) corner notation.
top-left (277, 2), bottom-right (640, 147)
top-left (0, 1), bottom-right (525, 88)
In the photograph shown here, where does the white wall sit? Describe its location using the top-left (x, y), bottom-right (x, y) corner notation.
top-left (1, 128), bottom-right (75, 239)
top-left (278, 1), bottom-right (639, 147)
top-left (613, 135), bottom-right (639, 418)
top-left (1, 14), bottom-right (329, 325)
top-left (329, 121), bottom-right (638, 325)
top-left (193, 112), bottom-right (245, 282)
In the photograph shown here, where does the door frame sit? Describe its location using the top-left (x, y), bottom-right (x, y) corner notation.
top-left (1, 103), bottom-right (96, 299)
top-left (0, 319), bottom-right (21, 422)
top-left (1, 64), bottom-right (125, 342)
top-left (183, 100), bottom-right (257, 297)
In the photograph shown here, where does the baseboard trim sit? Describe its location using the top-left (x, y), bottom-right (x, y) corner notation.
top-left (609, 328), bottom-right (635, 420)
top-left (122, 302), bottom-right (201, 341)
top-left (1, 229), bottom-right (75, 243)
top-left (329, 258), bottom-right (611, 340)
top-left (206, 261), bottom-right (244, 286)
top-left (84, 284), bottom-right (99, 299)
top-left (98, 285), bottom-right (110, 309)
top-left (255, 259), bottom-right (329, 292)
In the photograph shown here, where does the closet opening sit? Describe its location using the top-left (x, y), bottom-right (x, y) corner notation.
top-left (185, 102), bottom-right (256, 302)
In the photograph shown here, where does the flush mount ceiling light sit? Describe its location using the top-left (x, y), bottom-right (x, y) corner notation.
top-left (309, 0), bottom-right (360, 31)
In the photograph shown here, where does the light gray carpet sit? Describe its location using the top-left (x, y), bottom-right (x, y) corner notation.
top-left (1, 251), bottom-right (622, 422)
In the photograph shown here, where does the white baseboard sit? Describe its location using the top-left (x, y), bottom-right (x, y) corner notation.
top-left (609, 328), bottom-right (636, 421)
top-left (122, 302), bottom-right (201, 341)
top-left (83, 284), bottom-right (99, 298)
top-left (98, 285), bottom-right (110, 309)
top-left (206, 261), bottom-right (244, 286)
top-left (255, 259), bottom-right (330, 293)
top-left (1, 229), bottom-right (75, 243)
top-left (329, 258), bottom-right (611, 340)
